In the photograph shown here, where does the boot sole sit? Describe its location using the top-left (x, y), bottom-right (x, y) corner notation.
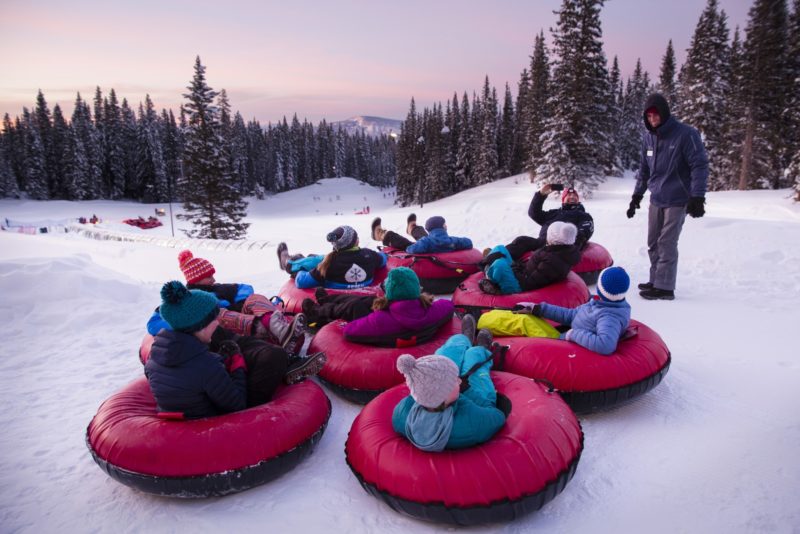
top-left (285, 352), bottom-right (327, 384)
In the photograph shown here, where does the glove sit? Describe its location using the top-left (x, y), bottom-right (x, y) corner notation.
top-left (687, 196), bottom-right (705, 218)
top-left (626, 194), bottom-right (643, 219)
top-left (217, 340), bottom-right (241, 359)
top-left (512, 302), bottom-right (543, 317)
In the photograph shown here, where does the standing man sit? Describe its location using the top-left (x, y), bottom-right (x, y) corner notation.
top-left (626, 93), bottom-right (708, 300)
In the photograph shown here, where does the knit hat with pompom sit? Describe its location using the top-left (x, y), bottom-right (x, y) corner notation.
top-left (546, 221), bottom-right (577, 246)
top-left (159, 280), bottom-right (219, 333)
top-left (178, 250), bottom-right (215, 284)
top-left (596, 266), bottom-right (630, 302)
top-left (384, 267), bottom-right (421, 301)
top-left (326, 226), bottom-right (358, 251)
top-left (396, 354), bottom-right (460, 409)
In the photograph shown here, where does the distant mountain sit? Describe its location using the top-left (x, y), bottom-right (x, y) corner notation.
top-left (331, 116), bottom-right (402, 138)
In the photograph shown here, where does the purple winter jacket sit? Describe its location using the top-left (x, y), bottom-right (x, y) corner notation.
top-left (344, 298), bottom-right (454, 346)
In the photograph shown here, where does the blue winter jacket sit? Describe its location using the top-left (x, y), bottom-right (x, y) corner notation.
top-left (392, 334), bottom-right (506, 449)
top-left (540, 298), bottom-right (631, 355)
top-left (633, 95), bottom-right (708, 208)
top-left (145, 330), bottom-right (247, 418)
top-left (406, 228), bottom-right (473, 254)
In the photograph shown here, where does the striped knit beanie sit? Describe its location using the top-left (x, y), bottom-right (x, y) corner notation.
top-left (178, 250), bottom-right (215, 284)
top-left (597, 266), bottom-right (630, 302)
top-left (159, 281), bottom-right (219, 333)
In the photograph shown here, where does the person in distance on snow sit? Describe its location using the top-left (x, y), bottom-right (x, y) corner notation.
top-left (370, 214), bottom-right (473, 254)
top-left (277, 225), bottom-right (387, 289)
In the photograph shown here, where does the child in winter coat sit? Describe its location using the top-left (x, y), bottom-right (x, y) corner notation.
top-left (146, 281), bottom-right (326, 419)
top-left (510, 266), bottom-right (632, 355)
top-left (277, 225), bottom-right (387, 289)
top-left (370, 214), bottom-right (473, 254)
top-left (300, 267), bottom-right (454, 342)
top-left (392, 316), bottom-right (506, 451)
top-left (480, 221), bottom-right (581, 295)
top-left (147, 250), bottom-right (307, 356)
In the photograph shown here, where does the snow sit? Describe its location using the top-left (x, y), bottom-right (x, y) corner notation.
top-left (1, 174), bottom-right (798, 533)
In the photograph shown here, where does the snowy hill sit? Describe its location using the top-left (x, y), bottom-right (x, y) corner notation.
top-left (331, 115), bottom-right (402, 137)
top-left (0, 174), bottom-right (798, 532)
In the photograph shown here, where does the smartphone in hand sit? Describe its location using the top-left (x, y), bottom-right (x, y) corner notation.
top-left (551, 183), bottom-right (564, 191)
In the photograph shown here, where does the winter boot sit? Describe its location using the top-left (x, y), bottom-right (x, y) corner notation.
top-left (406, 213), bottom-right (417, 236)
top-left (277, 242), bottom-right (290, 273)
top-left (475, 328), bottom-right (493, 350)
top-left (410, 225), bottom-right (428, 241)
top-left (284, 351), bottom-right (327, 385)
top-left (314, 286), bottom-right (330, 303)
top-left (269, 311), bottom-right (307, 355)
top-left (637, 282), bottom-right (654, 290)
top-left (371, 217), bottom-right (386, 242)
top-left (461, 313), bottom-right (477, 345)
top-left (639, 287), bottom-right (675, 301)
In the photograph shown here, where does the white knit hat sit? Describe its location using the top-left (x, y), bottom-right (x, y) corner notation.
top-left (546, 221), bottom-right (577, 246)
top-left (396, 354), bottom-right (460, 409)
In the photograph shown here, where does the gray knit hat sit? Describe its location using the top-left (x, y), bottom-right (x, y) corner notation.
top-left (326, 225), bottom-right (358, 251)
top-left (546, 221), bottom-right (577, 246)
top-left (396, 354), bottom-right (460, 409)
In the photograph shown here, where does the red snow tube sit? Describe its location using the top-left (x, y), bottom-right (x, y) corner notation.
top-left (572, 242), bottom-right (614, 285)
top-left (309, 317), bottom-right (462, 404)
top-left (497, 319), bottom-right (670, 413)
top-left (276, 267), bottom-right (388, 314)
top-left (345, 372), bottom-right (583, 525)
top-left (452, 271), bottom-right (589, 315)
top-left (383, 247), bottom-right (483, 294)
top-left (86, 377), bottom-right (331, 497)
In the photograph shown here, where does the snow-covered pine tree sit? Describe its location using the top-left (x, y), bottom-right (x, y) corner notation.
top-left (497, 83), bottom-right (515, 179)
top-left (423, 104), bottom-right (448, 202)
top-left (103, 90), bottom-right (126, 199)
top-left (136, 95), bottom-right (168, 202)
top-left (716, 28), bottom-right (747, 190)
top-left (619, 60), bottom-right (650, 171)
top-left (442, 98), bottom-right (457, 195)
top-left (537, 0), bottom-right (609, 194)
top-left (513, 68), bottom-right (531, 175)
top-left (605, 56), bottom-right (624, 177)
top-left (21, 108), bottom-right (49, 199)
top-left (71, 94), bottom-right (103, 200)
top-left (472, 76), bottom-right (498, 185)
top-left (396, 98), bottom-right (420, 205)
top-left (120, 99), bottom-right (138, 198)
top-left (230, 112), bottom-right (250, 194)
top-left (161, 109), bottom-right (183, 202)
top-left (784, 0), bottom-right (800, 183)
top-left (737, 0), bottom-right (790, 189)
top-left (61, 122), bottom-right (89, 201)
top-left (2, 114), bottom-right (24, 186)
top-left (526, 30), bottom-right (552, 182)
top-left (678, 0), bottom-right (731, 187)
top-left (454, 92), bottom-right (471, 191)
top-left (657, 40), bottom-right (678, 109)
top-left (34, 90), bottom-right (55, 197)
top-left (50, 104), bottom-right (69, 198)
top-left (178, 57), bottom-right (249, 239)
top-left (0, 131), bottom-right (20, 198)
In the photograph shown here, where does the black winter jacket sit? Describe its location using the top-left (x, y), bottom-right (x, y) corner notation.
top-left (145, 330), bottom-right (247, 418)
top-left (529, 192), bottom-right (594, 249)
top-left (512, 244), bottom-right (582, 291)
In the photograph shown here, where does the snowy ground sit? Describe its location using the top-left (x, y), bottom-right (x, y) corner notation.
top-left (1, 175), bottom-right (798, 533)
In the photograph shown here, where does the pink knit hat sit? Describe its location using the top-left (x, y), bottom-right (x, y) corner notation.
top-left (178, 250), bottom-right (216, 284)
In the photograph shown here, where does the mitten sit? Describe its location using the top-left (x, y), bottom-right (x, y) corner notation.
top-left (626, 194), bottom-right (643, 219)
top-left (686, 196), bottom-right (705, 218)
top-left (217, 340), bottom-right (241, 359)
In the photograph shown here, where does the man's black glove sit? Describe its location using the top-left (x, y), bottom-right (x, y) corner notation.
top-left (687, 196), bottom-right (705, 218)
top-left (217, 340), bottom-right (241, 359)
top-left (626, 194), bottom-right (643, 219)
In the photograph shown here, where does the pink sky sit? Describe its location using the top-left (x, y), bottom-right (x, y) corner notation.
top-left (0, 0), bottom-right (752, 125)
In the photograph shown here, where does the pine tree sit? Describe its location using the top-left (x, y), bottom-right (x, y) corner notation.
top-left (784, 0), bottom-right (800, 183)
top-left (0, 132), bottom-right (20, 198)
top-left (51, 104), bottom-right (71, 198)
top-left (716, 28), bottom-right (747, 190)
top-left (472, 76), bottom-right (498, 185)
top-left (737, 0), bottom-right (790, 189)
top-left (71, 94), bottom-right (103, 199)
top-left (497, 83), bottom-right (516, 178)
top-left (657, 40), bottom-right (678, 108)
top-left (34, 90), bottom-right (55, 196)
top-left (178, 57), bottom-right (249, 239)
top-left (619, 60), bottom-right (650, 171)
top-left (136, 95), bottom-right (168, 202)
top-left (513, 68), bottom-right (531, 175)
top-left (677, 0), bottom-right (730, 187)
top-left (526, 30), bottom-right (551, 181)
top-left (21, 108), bottom-right (49, 199)
top-left (103, 89), bottom-right (126, 199)
top-left (605, 56), bottom-right (624, 176)
top-left (537, 0), bottom-right (609, 194)
top-left (454, 92), bottom-right (471, 191)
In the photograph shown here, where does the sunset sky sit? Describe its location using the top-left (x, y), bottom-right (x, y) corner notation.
top-left (0, 0), bottom-right (752, 125)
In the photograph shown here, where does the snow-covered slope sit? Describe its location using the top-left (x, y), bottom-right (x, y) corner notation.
top-left (0, 174), bottom-right (798, 533)
top-left (330, 116), bottom-right (402, 137)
